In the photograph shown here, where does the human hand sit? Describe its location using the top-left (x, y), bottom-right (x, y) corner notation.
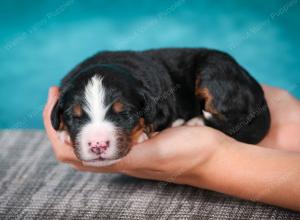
top-left (43, 86), bottom-right (234, 183)
top-left (260, 85), bottom-right (300, 151)
top-left (43, 85), bottom-right (300, 181)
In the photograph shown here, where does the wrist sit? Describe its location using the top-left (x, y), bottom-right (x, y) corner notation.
top-left (185, 136), bottom-right (239, 188)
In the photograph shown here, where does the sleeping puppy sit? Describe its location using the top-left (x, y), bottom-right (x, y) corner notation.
top-left (51, 48), bottom-right (271, 166)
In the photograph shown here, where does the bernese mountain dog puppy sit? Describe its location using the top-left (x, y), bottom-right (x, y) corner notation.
top-left (51, 48), bottom-right (271, 166)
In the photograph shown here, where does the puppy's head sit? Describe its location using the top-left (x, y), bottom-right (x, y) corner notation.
top-left (51, 65), bottom-right (150, 166)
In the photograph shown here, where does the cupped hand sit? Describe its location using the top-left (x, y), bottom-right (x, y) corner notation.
top-left (43, 87), bottom-right (233, 183)
top-left (43, 85), bottom-right (300, 183)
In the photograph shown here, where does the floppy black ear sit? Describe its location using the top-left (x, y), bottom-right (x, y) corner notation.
top-left (138, 87), bottom-right (175, 132)
top-left (51, 100), bottom-right (63, 130)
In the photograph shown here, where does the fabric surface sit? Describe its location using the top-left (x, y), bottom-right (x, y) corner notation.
top-left (0, 131), bottom-right (299, 219)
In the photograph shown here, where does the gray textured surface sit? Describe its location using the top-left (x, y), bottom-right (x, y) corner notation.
top-left (0, 130), bottom-right (299, 219)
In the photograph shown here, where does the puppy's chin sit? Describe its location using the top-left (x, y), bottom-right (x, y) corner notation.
top-left (82, 159), bottom-right (121, 167)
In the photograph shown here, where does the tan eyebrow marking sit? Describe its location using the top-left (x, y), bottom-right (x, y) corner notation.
top-left (73, 104), bottom-right (83, 117)
top-left (112, 101), bottom-right (124, 113)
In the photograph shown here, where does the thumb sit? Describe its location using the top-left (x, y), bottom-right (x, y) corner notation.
top-left (43, 86), bottom-right (60, 142)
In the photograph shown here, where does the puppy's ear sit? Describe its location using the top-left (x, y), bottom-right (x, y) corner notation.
top-left (137, 88), bottom-right (147, 109)
top-left (138, 87), bottom-right (174, 132)
top-left (137, 88), bottom-right (157, 129)
top-left (51, 100), bottom-right (64, 130)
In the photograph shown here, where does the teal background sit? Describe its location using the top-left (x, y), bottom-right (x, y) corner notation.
top-left (0, 0), bottom-right (299, 129)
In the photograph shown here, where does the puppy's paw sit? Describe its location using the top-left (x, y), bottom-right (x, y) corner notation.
top-left (202, 110), bottom-right (213, 120)
top-left (172, 118), bottom-right (185, 127)
top-left (186, 117), bottom-right (205, 126)
top-left (137, 132), bottom-right (149, 144)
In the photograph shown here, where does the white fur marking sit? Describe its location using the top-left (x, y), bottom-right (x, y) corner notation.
top-left (77, 76), bottom-right (118, 161)
top-left (82, 159), bottom-right (121, 167)
top-left (203, 110), bottom-right (213, 120)
top-left (186, 117), bottom-right (205, 126)
top-left (83, 76), bottom-right (108, 122)
top-left (137, 132), bottom-right (148, 144)
top-left (172, 119), bottom-right (185, 127)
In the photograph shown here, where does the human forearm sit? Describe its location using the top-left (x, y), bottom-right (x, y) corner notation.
top-left (189, 142), bottom-right (300, 211)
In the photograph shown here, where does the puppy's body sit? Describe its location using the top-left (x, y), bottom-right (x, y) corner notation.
top-left (52, 48), bottom-right (270, 166)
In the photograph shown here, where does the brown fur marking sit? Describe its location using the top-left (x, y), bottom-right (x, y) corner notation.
top-left (73, 104), bottom-right (83, 117)
top-left (130, 118), bottom-right (146, 144)
top-left (195, 87), bottom-right (220, 116)
top-left (58, 115), bottom-right (65, 130)
top-left (130, 118), bottom-right (154, 145)
top-left (112, 101), bottom-right (124, 113)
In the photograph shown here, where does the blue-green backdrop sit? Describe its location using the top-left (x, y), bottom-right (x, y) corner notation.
top-left (0, 0), bottom-right (299, 129)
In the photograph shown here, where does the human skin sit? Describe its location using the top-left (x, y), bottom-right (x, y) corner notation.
top-left (43, 85), bottom-right (300, 211)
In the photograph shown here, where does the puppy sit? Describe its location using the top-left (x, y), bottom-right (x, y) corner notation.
top-left (51, 48), bottom-right (271, 166)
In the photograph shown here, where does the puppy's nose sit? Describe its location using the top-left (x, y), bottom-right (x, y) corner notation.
top-left (88, 140), bottom-right (110, 155)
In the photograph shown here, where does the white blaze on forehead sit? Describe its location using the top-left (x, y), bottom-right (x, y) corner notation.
top-left (77, 75), bottom-right (119, 164)
top-left (83, 75), bottom-right (108, 121)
